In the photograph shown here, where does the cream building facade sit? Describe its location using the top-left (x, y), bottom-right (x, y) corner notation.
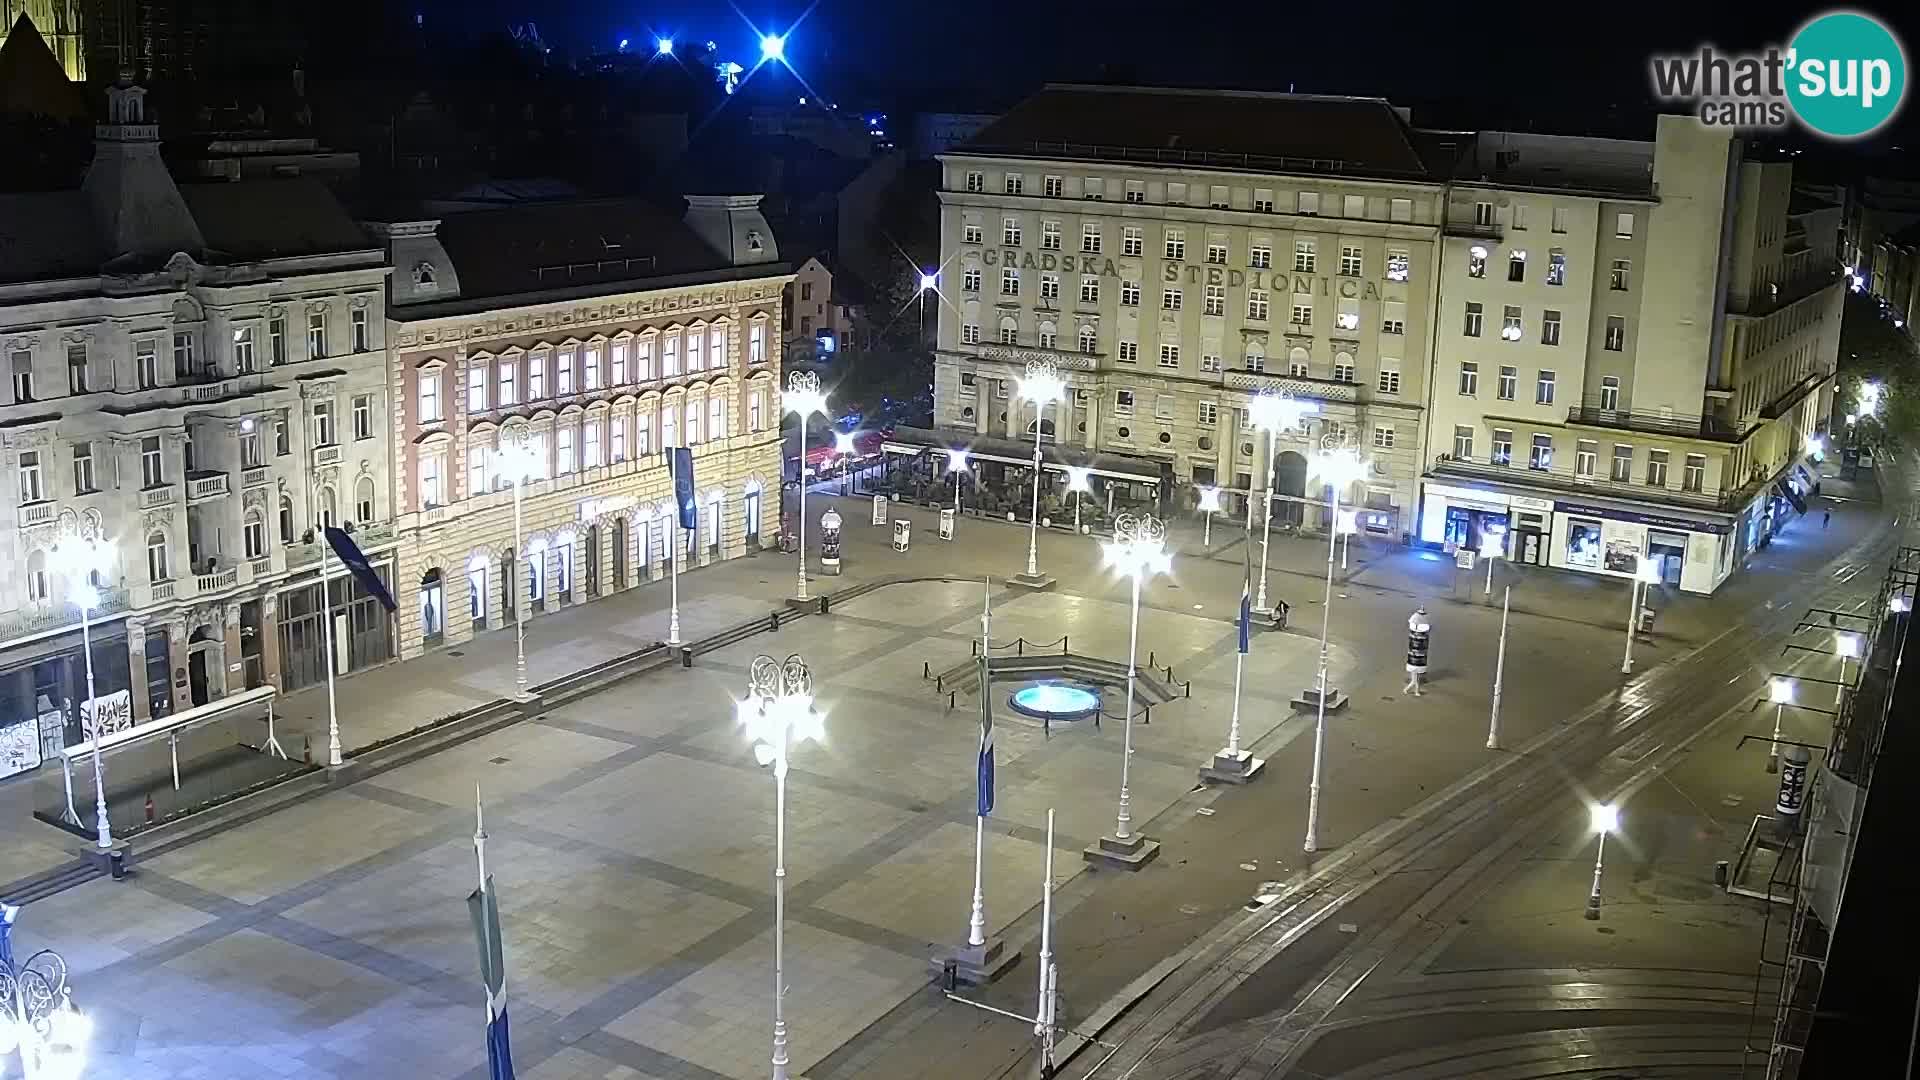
top-left (1422, 117), bottom-right (1841, 594)
top-left (373, 195), bottom-right (790, 660)
top-left (0, 81), bottom-right (394, 774)
top-left (931, 85), bottom-right (1447, 535)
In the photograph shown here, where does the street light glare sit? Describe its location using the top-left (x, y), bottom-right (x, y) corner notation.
top-left (1893, 595), bottom-right (1912, 614)
top-left (1770, 677), bottom-right (1795, 704)
top-left (1196, 486), bottom-right (1222, 513)
top-left (918, 271), bottom-right (939, 292)
top-left (760, 33), bottom-right (785, 61)
top-left (1018, 370), bottom-right (1066, 403)
top-left (1836, 632), bottom-right (1862, 659)
top-left (834, 431), bottom-right (857, 457)
top-left (1248, 390), bottom-right (1314, 434)
top-left (946, 448), bottom-right (969, 471)
top-left (656, 36), bottom-right (673, 55)
top-left (1065, 465), bottom-right (1092, 492)
top-left (1591, 803), bottom-right (1619, 834)
top-left (1311, 447), bottom-right (1372, 489)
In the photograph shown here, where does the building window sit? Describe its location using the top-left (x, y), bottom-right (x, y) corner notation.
top-left (1114, 389), bottom-right (1134, 415)
top-left (610, 342), bottom-right (628, 385)
top-left (64, 344), bottom-right (87, 394)
top-left (1529, 434), bottom-right (1553, 471)
top-left (353, 394), bottom-right (373, 439)
top-left (1250, 244), bottom-right (1271, 269)
top-left (1390, 198), bottom-right (1413, 222)
top-left (963, 223), bottom-right (983, 244)
top-left (1467, 246), bottom-right (1487, 278)
top-left (1377, 367), bottom-right (1401, 395)
top-left (1117, 341), bottom-right (1138, 363)
top-left (1162, 289), bottom-right (1183, 311)
top-left (1079, 327), bottom-right (1098, 354)
top-left (1084, 178), bottom-right (1105, 200)
top-left (1041, 221), bottom-right (1061, 250)
top-left (468, 443), bottom-right (491, 495)
top-left (1200, 352), bottom-right (1222, 372)
top-left (1040, 274), bottom-right (1060, 302)
top-left (146, 531), bottom-right (169, 582)
top-left (1611, 444), bottom-right (1633, 482)
top-left (1381, 301), bottom-right (1406, 335)
top-left (1333, 355), bottom-right (1355, 383)
top-left (26, 551), bottom-right (48, 602)
top-left (307, 312), bottom-right (328, 358)
top-left (141, 435), bottom-right (165, 487)
top-left (1453, 425), bottom-right (1474, 459)
top-left (1474, 201), bottom-right (1495, 227)
top-left (1245, 345), bottom-right (1266, 373)
top-left (1079, 277), bottom-right (1099, 303)
top-left (1044, 175), bottom-right (1063, 198)
top-left (1507, 250), bottom-right (1526, 282)
top-left (1547, 249), bottom-right (1567, 286)
top-left (1541, 309), bottom-right (1562, 346)
top-left (1385, 249), bottom-right (1409, 282)
top-left (1294, 240), bottom-right (1316, 272)
top-left (585, 346), bottom-right (603, 389)
top-left (1247, 289), bottom-right (1269, 320)
top-left (965, 170), bottom-right (984, 193)
top-left (1497, 365), bottom-right (1517, 400)
top-left (1158, 344), bottom-right (1180, 369)
top-left (961, 323), bottom-right (981, 345)
top-left (999, 322), bottom-right (1019, 345)
top-left (1599, 376), bottom-right (1621, 411)
top-left (1297, 191), bottom-right (1320, 215)
top-left (1081, 223), bottom-right (1102, 253)
top-left (556, 427), bottom-right (575, 473)
top-left (268, 318), bottom-right (287, 365)
top-left (244, 511), bottom-right (267, 559)
top-left (1001, 268), bottom-right (1019, 295)
top-left (1291, 303), bottom-right (1312, 326)
top-left (1342, 193), bottom-right (1365, 217)
top-left (1646, 449), bottom-right (1669, 487)
top-left (1164, 229), bottom-right (1185, 260)
top-left (1209, 185), bottom-right (1229, 209)
top-left (1123, 226), bottom-right (1143, 256)
top-left (1336, 298), bottom-right (1360, 331)
top-left (72, 441), bottom-right (95, 493)
top-left (1610, 259), bottom-right (1631, 290)
top-left (313, 400), bottom-right (336, 445)
top-left (1125, 180), bottom-right (1145, 203)
top-left (1464, 302), bottom-right (1483, 337)
top-left (1004, 173), bottom-right (1023, 195)
top-left (750, 324), bottom-right (766, 364)
top-left (1536, 369), bottom-right (1556, 405)
top-left (1614, 212), bottom-right (1634, 238)
top-left (1551, 206), bottom-right (1569, 233)
top-left (1120, 281), bottom-right (1140, 306)
top-left (467, 365), bottom-right (488, 412)
top-left (351, 308), bottom-right (369, 353)
top-left (1288, 349), bottom-right (1309, 377)
top-left (1207, 242), bottom-right (1228, 265)
top-left (1254, 190), bottom-right (1274, 213)
top-left (16, 450), bottom-right (42, 502)
top-left (1340, 245), bottom-right (1362, 276)
top-left (536, 350), bottom-right (557, 395)
top-left (1198, 401), bottom-right (1218, 426)
top-left (1002, 217), bottom-right (1022, 246)
top-left (1575, 439), bottom-right (1597, 478)
top-left (1038, 324), bottom-right (1057, 349)
top-left (1373, 424), bottom-right (1395, 449)
top-left (1459, 361), bottom-right (1479, 396)
top-left (500, 359), bottom-right (519, 405)
top-left (612, 416), bottom-right (629, 459)
top-left (419, 370), bottom-right (441, 422)
top-left (136, 339), bottom-right (159, 388)
top-left (962, 267), bottom-right (981, 292)
top-left (171, 332), bottom-right (195, 377)
top-left (1167, 182), bottom-right (1188, 205)
top-left (1684, 453), bottom-right (1706, 493)
top-left (356, 476), bottom-right (375, 521)
top-left (1491, 428), bottom-right (1513, 466)
top-left (1604, 316), bottom-right (1625, 351)
top-left (1500, 305), bottom-right (1523, 341)
top-left (275, 415), bottom-right (290, 456)
top-left (1204, 285), bottom-right (1225, 316)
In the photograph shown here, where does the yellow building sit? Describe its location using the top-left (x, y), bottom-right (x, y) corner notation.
top-left (0, 4), bottom-right (83, 82)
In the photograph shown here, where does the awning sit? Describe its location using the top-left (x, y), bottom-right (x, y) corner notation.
top-left (1776, 480), bottom-right (1808, 515)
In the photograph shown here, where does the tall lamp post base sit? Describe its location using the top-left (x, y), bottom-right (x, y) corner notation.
top-left (1005, 572), bottom-right (1057, 591)
top-left (1082, 832), bottom-right (1161, 871)
top-left (1290, 685), bottom-right (1349, 713)
top-left (1249, 605), bottom-right (1286, 629)
top-left (1200, 749), bottom-right (1266, 785)
top-left (929, 936), bottom-right (1022, 986)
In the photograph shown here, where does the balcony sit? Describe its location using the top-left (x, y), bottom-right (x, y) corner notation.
top-left (242, 467), bottom-right (271, 488)
top-left (187, 473), bottom-right (231, 503)
top-left (18, 502), bottom-right (54, 528)
top-left (251, 556), bottom-right (273, 577)
top-left (963, 343), bottom-right (1097, 372)
top-left (1444, 218), bottom-right (1503, 241)
top-left (1759, 370), bottom-right (1826, 420)
top-left (1564, 398), bottom-right (1745, 443)
top-left (1224, 369), bottom-right (1360, 404)
top-left (137, 486), bottom-right (177, 510)
top-left (149, 580), bottom-right (177, 603)
top-left (1430, 453), bottom-right (1734, 511)
top-left (313, 444), bottom-right (342, 467)
top-left (197, 567), bottom-right (239, 593)
top-left (0, 587), bottom-right (129, 642)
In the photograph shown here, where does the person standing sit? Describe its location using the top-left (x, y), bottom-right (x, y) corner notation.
top-left (1823, 508), bottom-right (1832, 529)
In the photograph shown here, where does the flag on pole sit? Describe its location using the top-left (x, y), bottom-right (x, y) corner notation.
top-left (468, 876), bottom-right (516, 1080)
top-left (1237, 582), bottom-right (1252, 654)
top-left (672, 447), bottom-right (697, 530)
top-left (323, 527), bottom-right (398, 612)
top-left (977, 579), bottom-right (994, 816)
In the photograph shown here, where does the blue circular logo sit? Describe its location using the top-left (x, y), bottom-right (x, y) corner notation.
top-left (1787, 11), bottom-right (1908, 138)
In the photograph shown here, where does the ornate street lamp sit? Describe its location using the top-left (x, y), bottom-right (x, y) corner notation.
top-left (496, 431), bottom-right (547, 674)
top-left (1302, 433), bottom-right (1371, 854)
top-left (48, 524), bottom-right (116, 850)
top-left (1089, 513), bottom-right (1170, 869)
top-left (1015, 360), bottom-right (1066, 584)
top-left (1246, 391), bottom-right (1317, 620)
top-left (785, 372), bottom-right (829, 602)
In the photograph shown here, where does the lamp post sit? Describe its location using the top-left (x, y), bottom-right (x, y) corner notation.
top-left (497, 432), bottom-right (545, 680)
top-left (834, 431), bottom-right (857, 497)
top-left (948, 449), bottom-right (969, 522)
top-left (1835, 631), bottom-right (1861, 707)
top-left (49, 527), bottom-right (116, 851)
top-left (1197, 485), bottom-right (1221, 549)
top-left (785, 372), bottom-right (829, 602)
top-left (1016, 360), bottom-right (1066, 583)
top-left (1620, 558), bottom-right (1661, 674)
top-left (1302, 436), bottom-right (1371, 855)
top-left (1247, 390), bottom-right (1317, 620)
top-left (1487, 585), bottom-right (1510, 750)
top-left (0, 928), bottom-right (91, 1080)
top-left (1767, 676), bottom-right (1793, 773)
top-left (1584, 802), bottom-right (1619, 920)
top-left (738, 654), bottom-right (824, 1080)
top-left (1337, 507), bottom-right (1357, 572)
top-left (1065, 466), bottom-right (1091, 535)
top-left (1091, 513), bottom-right (1170, 869)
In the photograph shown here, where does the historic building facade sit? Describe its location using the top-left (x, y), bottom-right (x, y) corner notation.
top-left (372, 195), bottom-right (790, 660)
top-left (1421, 118), bottom-right (1842, 594)
top-left (932, 85), bottom-right (1442, 535)
top-left (0, 81), bottom-right (393, 775)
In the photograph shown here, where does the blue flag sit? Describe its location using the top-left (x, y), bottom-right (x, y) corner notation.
top-left (1238, 582), bottom-right (1252, 654)
top-left (487, 1009), bottom-right (516, 1080)
top-left (977, 653), bottom-right (994, 817)
top-left (469, 876), bottom-right (517, 1080)
top-left (672, 447), bottom-right (697, 531)
top-left (322, 527), bottom-right (398, 612)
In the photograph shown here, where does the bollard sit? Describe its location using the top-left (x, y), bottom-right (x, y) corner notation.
top-left (108, 849), bottom-right (127, 880)
top-left (948, 691), bottom-right (956, 710)
top-left (1714, 860), bottom-right (1730, 888)
top-left (817, 595), bottom-right (830, 615)
top-left (923, 661), bottom-right (931, 679)
top-left (680, 646), bottom-right (694, 669)
top-left (771, 610), bottom-right (782, 632)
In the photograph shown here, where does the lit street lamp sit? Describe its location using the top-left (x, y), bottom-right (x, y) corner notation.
top-left (1620, 558), bottom-right (1662, 674)
top-left (1065, 466), bottom-right (1091, 535)
top-left (785, 372), bottom-right (829, 602)
top-left (497, 432), bottom-right (546, 672)
top-left (759, 33), bottom-right (786, 61)
top-left (738, 654), bottom-right (824, 1080)
top-left (1197, 485), bottom-right (1221, 549)
top-left (1584, 802), bottom-right (1620, 920)
top-left (1090, 513), bottom-right (1170, 869)
top-left (947, 449), bottom-right (969, 523)
top-left (1016, 360), bottom-right (1066, 583)
top-left (0, 917), bottom-right (91, 1080)
top-left (1767, 677), bottom-right (1794, 773)
top-left (655, 36), bottom-right (673, 55)
top-left (1302, 437), bottom-right (1371, 854)
top-left (1247, 390), bottom-right (1317, 620)
top-left (834, 431), bottom-right (857, 497)
top-left (49, 527), bottom-right (116, 850)
top-left (1835, 631), bottom-right (1861, 707)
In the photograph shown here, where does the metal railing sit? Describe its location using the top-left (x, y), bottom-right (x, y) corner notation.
top-left (1429, 454), bottom-right (1735, 511)
top-left (1565, 398), bottom-right (1743, 441)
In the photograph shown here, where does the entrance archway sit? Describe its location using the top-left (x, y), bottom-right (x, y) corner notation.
top-left (612, 517), bottom-right (629, 589)
top-left (1274, 451), bottom-right (1308, 527)
top-left (186, 624), bottom-right (222, 706)
top-left (585, 524), bottom-right (601, 597)
top-left (420, 568), bottom-right (445, 646)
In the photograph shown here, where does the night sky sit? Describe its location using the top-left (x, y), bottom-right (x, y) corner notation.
top-left (425, 0), bottom-right (1919, 146)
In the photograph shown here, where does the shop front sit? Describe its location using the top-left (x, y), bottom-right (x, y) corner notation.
top-left (1418, 482), bottom-right (1554, 564)
top-left (1549, 499), bottom-right (1734, 594)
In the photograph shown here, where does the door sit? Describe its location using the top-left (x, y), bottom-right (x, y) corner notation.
top-left (612, 518), bottom-right (628, 588)
top-left (468, 563), bottom-right (488, 630)
top-left (586, 525), bottom-right (601, 597)
top-left (1519, 530), bottom-right (1543, 565)
top-left (745, 489), bottom-right (762, 550)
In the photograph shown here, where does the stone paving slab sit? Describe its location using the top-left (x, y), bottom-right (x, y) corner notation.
top-left (372, 723), bottom-right (634, 809)
top-left (814, 820), bottom-right (1056, 947)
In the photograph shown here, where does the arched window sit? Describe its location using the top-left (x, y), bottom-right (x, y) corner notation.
top-left (420, 567), bottom-right (445, 645)
top-left (1244, 342), bottom-right (1266, 372)
top-left (243, 510), bottom-right (267, 559)
top-left (278, 494), bottom-right (295, 544)
top-left (1288, 346), bottom-right (1311, 377)
top-left (1037, 320), bottom-right (1058, 350)
top-left (146, 531), bottom-right (169, 581)
top-left (25, 550), bottom-right (48, 602)
top-left (413, 262), bottom-right (436, 287)
top-left (317, 486), bottom-right (338, 529)
top-left (998, 316), bottom-right (1019, 346)
top-left (355, 476), bottom-right (376, 522)
top-left (1332, 350), bottom-right (1355, 384)
top-left (1078, 326), bottom-right (1098, 355)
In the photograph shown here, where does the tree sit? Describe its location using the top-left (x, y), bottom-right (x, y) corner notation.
top-left (1836, 293), bottom-right (1920, 451)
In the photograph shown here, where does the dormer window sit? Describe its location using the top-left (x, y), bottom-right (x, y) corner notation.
top-left (747, 230), bottom-right (764, 252)
top-left (413, 262), bottom-right (437, 290)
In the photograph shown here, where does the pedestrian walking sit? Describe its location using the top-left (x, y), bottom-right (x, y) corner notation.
top-left (1823, 508), bottom-right (1831, 529)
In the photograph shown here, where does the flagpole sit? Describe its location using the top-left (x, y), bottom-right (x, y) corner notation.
top-left (1487, 586), bottom-right (1509, 750)
top-left (1035, 807), bottom-right (1057, 1076)
top-left (967, 578), bottom-right (990, 949)
top-left (321, 537), bottom-right (343, 767)
top-left (474, 782), bottom-right (488, 892)
top-left (668, 451), bottom-right (682, 646)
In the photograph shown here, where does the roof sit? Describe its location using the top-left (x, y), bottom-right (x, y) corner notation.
top-left (0, 13), bottom-right (86, 121)
top-left (179, 178), bottom-right (373, 260)
top-left (952, 85), bottom-right (1434, 181)
top-left (0, 190), bottom-right (102, 282)
top-left (429, 196), bottom-right (739, 302)
top-left (1789, 188), bottom-right (1841, 215)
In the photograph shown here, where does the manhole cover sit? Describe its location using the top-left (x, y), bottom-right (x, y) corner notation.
top-left (489, 756), bottom-right (512, 765)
